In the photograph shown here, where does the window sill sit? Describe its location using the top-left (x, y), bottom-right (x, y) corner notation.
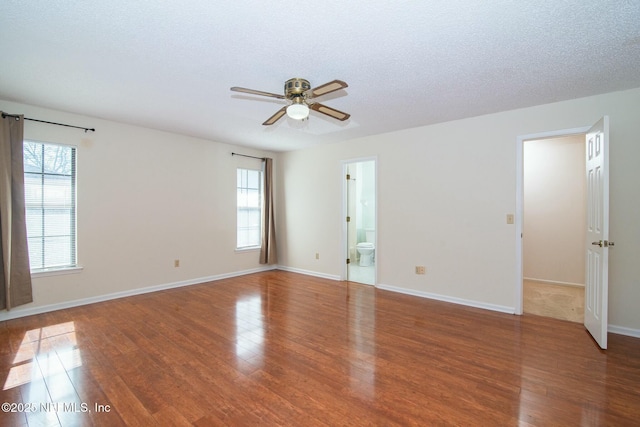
top-left (31, 266), bottom-right (84, 279)
top-left (235, 247), bottom-right (261, 253)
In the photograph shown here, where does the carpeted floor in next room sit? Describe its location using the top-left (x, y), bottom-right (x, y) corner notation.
top-left (523, 279), bottom-right (584, 323)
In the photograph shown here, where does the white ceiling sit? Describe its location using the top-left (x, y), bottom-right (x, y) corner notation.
top-left (1, 1), bottom-right (639, 152)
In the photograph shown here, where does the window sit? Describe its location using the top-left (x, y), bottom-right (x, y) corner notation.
top-left (23, 141), bottom-right (77, 272)
top-left (237, 168), bottom-right (262, 249)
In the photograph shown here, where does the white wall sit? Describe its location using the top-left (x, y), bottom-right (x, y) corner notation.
top-left (0, 99), bottom-right (277, 319)
top-left (278, 87), bottom-right (640, 332)
top-left (523, 136), bottom-right (586, 285)
top-left (3, 88), bottom-right (639, 334)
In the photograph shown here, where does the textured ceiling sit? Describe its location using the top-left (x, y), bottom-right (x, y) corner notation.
top-left (1, 1), bottom-right (639, 152)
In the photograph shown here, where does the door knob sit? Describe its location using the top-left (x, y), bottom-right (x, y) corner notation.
top-left (592, 240), bottom-right (604, 247)
top-left (591, 240), bottom-right (615, 247)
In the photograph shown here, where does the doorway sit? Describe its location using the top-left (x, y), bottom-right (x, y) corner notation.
top-left (515, 125), bottom-right (591, 316)
top-left (516, 118), bottom-right (610, 349)
top-left (342, 158), bottom-right (376, 285)
top-left (522, 135), bottom-right (586, 322)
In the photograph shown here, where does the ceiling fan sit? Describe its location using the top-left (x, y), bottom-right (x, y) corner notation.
top-left (230, 78), bottom-right (350, 126)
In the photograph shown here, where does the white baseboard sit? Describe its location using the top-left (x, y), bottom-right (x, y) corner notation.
top-left (5, 268), bottom-right (639, 340)
top-left (375, 283), bottom-right (640, 339)
top-left (376, 283), bottom-right (515, 314)
top-left (609, 324), bottom-right (640, 339)
top-left (524, 277), bottom-right (585, 288)
top-left (0, 265), bottom-right (277, 322)
top-left (276, 265), bottom-right (341, 281)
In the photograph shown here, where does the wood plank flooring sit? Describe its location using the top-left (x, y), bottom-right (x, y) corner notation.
top-left (1, 270), bottom-right (639, 426)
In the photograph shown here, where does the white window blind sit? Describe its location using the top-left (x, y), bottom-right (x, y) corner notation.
top-left (237, 168), bottom-right (262, 249)
top-left (23, 141), bottom-right (77, 272)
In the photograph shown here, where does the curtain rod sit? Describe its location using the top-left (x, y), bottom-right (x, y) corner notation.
top-left (231, 152), bottom-right (265, 161)
top-left (1, 113), bottom-right (96, 133)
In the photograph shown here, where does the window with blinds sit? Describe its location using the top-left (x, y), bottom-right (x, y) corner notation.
top-left (237, 168), bottom-right (262, 249)
top-left (23, 141), bottom-right (77, 272)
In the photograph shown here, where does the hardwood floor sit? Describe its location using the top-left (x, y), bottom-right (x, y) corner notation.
top-left (1, 271), bottom-right (639, 426)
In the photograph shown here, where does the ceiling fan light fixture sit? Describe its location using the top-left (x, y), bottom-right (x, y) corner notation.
top-left (230, 78), bottom-right (349, 125)
top-left (286, 103), bottom-right (309, 120)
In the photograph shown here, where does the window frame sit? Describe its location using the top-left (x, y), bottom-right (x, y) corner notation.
top-left (236, 167), bottom-right (263, 250)
top-left (23, 139), bottom-right (79, 275)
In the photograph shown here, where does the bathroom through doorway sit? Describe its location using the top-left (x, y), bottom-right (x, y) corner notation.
top-left (342, 158), bottom-right (377, 285)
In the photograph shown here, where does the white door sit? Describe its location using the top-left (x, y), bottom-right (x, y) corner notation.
top-left (346, 167), bottom-right (357, 279)
top-left (584, 116), bottom-right (610, 349)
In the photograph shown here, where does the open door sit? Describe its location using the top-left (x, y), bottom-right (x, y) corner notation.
top-left (585, 116), bottom-right (610, 349)
top-left (342, 159), bottom-right (377, 285)
top-left (346, 168), bottom-right (357, 280)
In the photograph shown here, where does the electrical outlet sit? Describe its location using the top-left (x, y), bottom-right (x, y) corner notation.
top-left (415, 266), bottom-right (426, 275)
top-left (174, 259), bottom-right (180, 268)
top-left (315, 252), bottom-right (320, 260)
top-left (506, 214), bottom-right (515, 224)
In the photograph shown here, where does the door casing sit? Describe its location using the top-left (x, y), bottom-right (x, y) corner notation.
top-left (515, 126), bottom-right (591, 314)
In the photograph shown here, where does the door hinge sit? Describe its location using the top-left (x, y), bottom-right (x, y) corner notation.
top-left (346, 258), bottom-right (351, 264)
top-left (346, 216), bottom-right (351, 222)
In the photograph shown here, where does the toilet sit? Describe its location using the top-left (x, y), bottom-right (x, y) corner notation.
top-left (356, 230), bottom-right (375, 266)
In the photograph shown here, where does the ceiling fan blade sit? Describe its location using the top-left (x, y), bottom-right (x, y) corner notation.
top-left (307, 80), bottom-right (348, 98)
top-left (263, 106), bottom-right (287, 126)
top-left (309, 103), bottom-right (350, 121)
top-left (231, 86), bottom-right (285, 99)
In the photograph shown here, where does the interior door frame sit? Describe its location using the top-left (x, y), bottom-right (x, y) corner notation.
top-left (515, 126), bottom-right (591, 314)
top-left (340, 156), bottom-right (378, 284)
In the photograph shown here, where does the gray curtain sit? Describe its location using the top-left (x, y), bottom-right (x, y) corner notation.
top-left (259, 157), bottom-right (277, 264)
top-left (0, 112), bottom-right (33, 310)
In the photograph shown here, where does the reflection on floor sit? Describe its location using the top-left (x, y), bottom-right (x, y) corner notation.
top-left (348, 264), bottom-right (375, 285)
top-left (523, 279), bottom-right (584, 323)
top-left (2, 271), bottom-right (640, 425)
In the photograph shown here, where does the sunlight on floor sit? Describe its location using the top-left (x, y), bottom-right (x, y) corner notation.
top-left (3, 322), bottom-right (82, 390)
